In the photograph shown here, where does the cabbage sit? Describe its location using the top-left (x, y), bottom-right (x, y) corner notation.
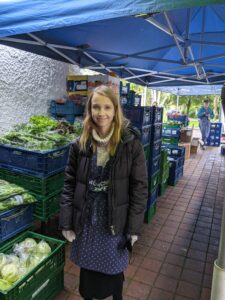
top-left (6, 255), bottom-right (20, 266)
top-left (0, 254), bottom-right (7, 271)
top-left (0, 279), bottom-right (11, 291)
top-left (18, 261), bottom-right (28, 277)
top-left (23, 238), bottom-right (37, 253)
top-left (1, 263), bottom-right (19, 283)
top-left (26, 254), bottom-right (42, 271)
top-left (36, 241), bottom-right (51, 255)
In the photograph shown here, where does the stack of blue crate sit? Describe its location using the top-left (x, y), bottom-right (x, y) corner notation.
top-left (206, 122), bottom-right (222, 147)
top-left (145, 107), bottom-right (163, 223)
top-left (50, 100), bottom-right (84, 124)
top-left (162, 145), bottom-right (185, 186)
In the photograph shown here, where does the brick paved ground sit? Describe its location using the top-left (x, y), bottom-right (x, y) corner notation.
top-left (54, 145), bottom-right (225, 300)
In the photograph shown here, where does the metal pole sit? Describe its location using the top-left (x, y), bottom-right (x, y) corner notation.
top-left (211, 200), bottom-right (225, 300)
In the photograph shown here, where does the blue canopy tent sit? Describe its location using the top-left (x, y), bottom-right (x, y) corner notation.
top-left (1, 0), bottom-right (225, 93)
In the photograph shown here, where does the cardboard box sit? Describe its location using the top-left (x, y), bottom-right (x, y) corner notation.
top-left (190, 138), bottom-right (199, 153)
top-left (180, 127), bottom-right (193, 143)
top-left (67, 75), bottom-right (88, 95)
top-left (178, 142), bottom-right (191, 160)
top-left (88, 74), bottom-right (120, 95)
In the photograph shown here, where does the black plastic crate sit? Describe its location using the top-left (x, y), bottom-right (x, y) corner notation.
top-left (151, 123), bottom-right (162, 142)
top-left (149, 155), bottom-right (161, 176)
top-left (151, 107), bottom-right (163, 124)
top-left (149, 139), bottom-right (162, 159)
top-left (123, 106), bottom-right (152, 127)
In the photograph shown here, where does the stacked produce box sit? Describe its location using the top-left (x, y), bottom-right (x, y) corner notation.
top-left (158, 149), bottom-right (170, 196)
top-left (0, 116), bottom-right (76, 298)
top-left (162, 121), bottom-right (183, 145)
top-left (162, 145), bottom-right (185, 186)
top-left (206, 122), bottom-right (222, 147)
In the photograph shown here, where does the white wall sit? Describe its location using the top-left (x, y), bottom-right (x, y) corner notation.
top-left (0, 45), bottom-right (82, 133)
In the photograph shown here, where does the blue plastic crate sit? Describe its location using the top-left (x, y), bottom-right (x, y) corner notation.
top-left (0, 144), bottom-right (69, 177)
top-left (210, 128), bottom-right (221, 135)
top-left (151, 107), bottom-right (163, 124)
top-left (151, 124), bottom-right (162, 142)
top-left (50, 100), bottom-right (75, 115)
top-left (149, 155), bottom-right (161, 176)
top-left (161, 145), bottom-right (185, 157)
top-left (120, 82), bottom-right (130, 95)
top-left (123, 106), bottom-right (152, 127)
top-left (206, 140), bottom-right (221, 147)
top-left (168, 114), bottom-right (188, 126)
top-left (147, 187), bottom-right (158, 209)
top-left (139, 125), bottom-right (151, 146)
top-left (208, 135), bottom-right (220, 141)
top-left (150, 139), bottom-right (162, 159)
top-left (211, 122), bottom-right (222, 130)
top-left (52, 113), bottom-right (75, 124)
top-left (128, 92), bottom-right (141, 106)
top-left (162, 127), bottom-right (181, 138)
top-left (120, 96), bottom-right (129, 106)
top-left (221, 145), bottom-right (225, 155)
top-left (0, 205), bottom-right (34, 242)
top-left (168, 166), bottom-right (183, 186)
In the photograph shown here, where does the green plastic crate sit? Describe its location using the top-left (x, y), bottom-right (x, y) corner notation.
top-left (34, 192), bottom-right (61, 221)
top-left (148, 172), bottom-right (159, 193)
top-left (163, 122), bottom-right (182, 129)
top-left (162, 136), bottom-right (179, 145)
top-left (160, 149), bottom-right (168, 167)
top-left (159, 162), bottom-right (170, 183)
top-left (158, 182), bottom-right (168, 196)
top-left (0, 168), bottom-right (64, 197)
top-left (144, 144), bottom-right (150, 160)
top-left (0, 231), bottom-right (65, 300)
top-left (144, 203), bottom-right (157, 224)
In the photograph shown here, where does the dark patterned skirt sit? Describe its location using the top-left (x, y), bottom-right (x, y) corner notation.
top-left (79, 268), bottom-right (124, 299)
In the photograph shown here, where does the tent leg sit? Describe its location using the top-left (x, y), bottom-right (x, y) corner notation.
top-left (211, 198), bottom-right (225, 300)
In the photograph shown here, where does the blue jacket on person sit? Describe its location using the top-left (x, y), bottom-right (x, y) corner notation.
top-left (197, 106), bottom-right (214, 119)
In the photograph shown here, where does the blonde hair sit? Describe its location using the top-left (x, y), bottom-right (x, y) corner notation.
top-left (80, 85), bottom-right (128, 156)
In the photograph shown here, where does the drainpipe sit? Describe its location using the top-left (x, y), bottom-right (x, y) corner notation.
top-left (210, 199), bottom-right (225, 300)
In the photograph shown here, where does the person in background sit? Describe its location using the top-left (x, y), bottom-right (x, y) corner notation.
top-left (59, 85), bottom-right (148, 300)
top-left (197, 99), bottom-right (214, 150)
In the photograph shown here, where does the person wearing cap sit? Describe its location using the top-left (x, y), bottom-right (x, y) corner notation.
top-left (197, 99), bottom-right (214, 149)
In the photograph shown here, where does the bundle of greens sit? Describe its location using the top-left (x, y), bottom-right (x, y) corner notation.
top-left (0, 116), bottom-right (83, 151)
top-left (0, 180), bottom-right (36, 211)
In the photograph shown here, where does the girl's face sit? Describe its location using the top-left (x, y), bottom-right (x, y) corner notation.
top-left (91, 93), bottom-right (115, 133)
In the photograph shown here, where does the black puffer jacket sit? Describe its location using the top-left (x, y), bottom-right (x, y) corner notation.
top-left (59, 126), bottom-right (148, 236)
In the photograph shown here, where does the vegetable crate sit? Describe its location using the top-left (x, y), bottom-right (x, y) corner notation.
top-left (147, 187), bottom-right (158, 209)
top-left (123, 106), bottom-right (152, 127)
top-left (161, 145), bottom-right (185, 158)
top-left (52, 113), bottom-right (75, 124)
top-left (151, 107), bottom-right (163, 124)
top-left (148, 155), bottom-right (161, 177)
top-left (149, 140), bottom-right (162, 159)
top-left (139, 125), bottom-right (151, 146)
top-left (34, 192), bottom-right (61, 221)
top-left (144, 203), bottom-right (157, 224)
top-left (148, 171), bottom-right (159, 193)
top-left (0, 169), bottom-right (64, 197)
top-left (0, 231), bottom-right (65, 300)
top-left (151, 124), bottom-right (162, 142)
top-left (168, 115), bottom-right (188, 126)
top-left (162, 136), bottom-right (179, 145)
top-left (162, 127), bottom-right (181, 138)
top-left (0, 145), bottom-right (69, 177)
top-left (50, 100), bottom-right (75, 115)
top-left (0, 205), bottom-right (34, 242)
